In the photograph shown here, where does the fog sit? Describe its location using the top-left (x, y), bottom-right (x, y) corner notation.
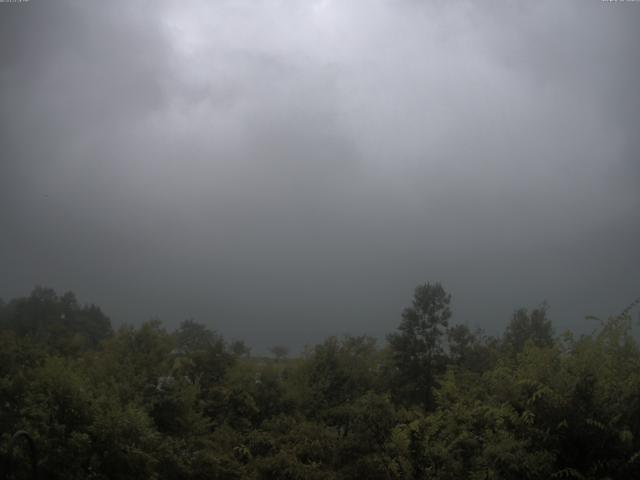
top-left (1, 0), bottom-right (638, 352)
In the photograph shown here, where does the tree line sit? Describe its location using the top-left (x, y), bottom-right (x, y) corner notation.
top-left (1, 284), bottom-right (639, 479)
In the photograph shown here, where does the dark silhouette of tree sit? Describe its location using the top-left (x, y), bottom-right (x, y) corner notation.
top-left (175, 318), bottom-right (221, 353)
top-left (387, 282), bottom-right (451, 409)
top-left (0, 286), bottom-right (112, 353)
top-left (173, 319), bottom-right (234, 387)
top-left (503, 304), bottom-right (553, 354)
top-left (230, 339), bottom-right (251, 358)
top-left (270, 345), bottom-right (289, 361)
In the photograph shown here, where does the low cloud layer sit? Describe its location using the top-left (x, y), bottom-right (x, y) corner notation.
top-left (1, 0), bottom-right (639, 351)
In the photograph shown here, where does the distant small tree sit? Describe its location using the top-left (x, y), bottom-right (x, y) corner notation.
top-left (173, 319), bottom-right (234, 388)
top-left (388, 282), bottom-right (451, 409)
top-left (230, 339), bottom-right (251, 358)
top-left (175, 319), bottom-right (219, 353)
top-left (503, 305), bottom-right (553, 354)
top-left (270, 345), bottom-right (289, 361)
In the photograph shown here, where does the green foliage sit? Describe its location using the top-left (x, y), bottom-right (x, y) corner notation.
top-left (301, 335), bottom-right (381, 417)
top-left (88, 396), bottom-right (159, 480)
top-left (447, 325), bottom-right (499, 372)
top-left (2, 286), bottom-right (640, 479)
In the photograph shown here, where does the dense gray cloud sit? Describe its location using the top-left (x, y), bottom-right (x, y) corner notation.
top-left (1, 0), bottom-right (639, 351)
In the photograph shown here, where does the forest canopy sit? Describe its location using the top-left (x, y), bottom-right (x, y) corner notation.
top-left (1, 285), bottom-right (639, 480)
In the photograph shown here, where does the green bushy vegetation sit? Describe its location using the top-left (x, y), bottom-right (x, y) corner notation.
top-left (1, 285), bottom-right (639, 479)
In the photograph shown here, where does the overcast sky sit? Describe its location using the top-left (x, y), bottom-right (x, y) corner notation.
top-left (1, 0), bottom-right (639, 351)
